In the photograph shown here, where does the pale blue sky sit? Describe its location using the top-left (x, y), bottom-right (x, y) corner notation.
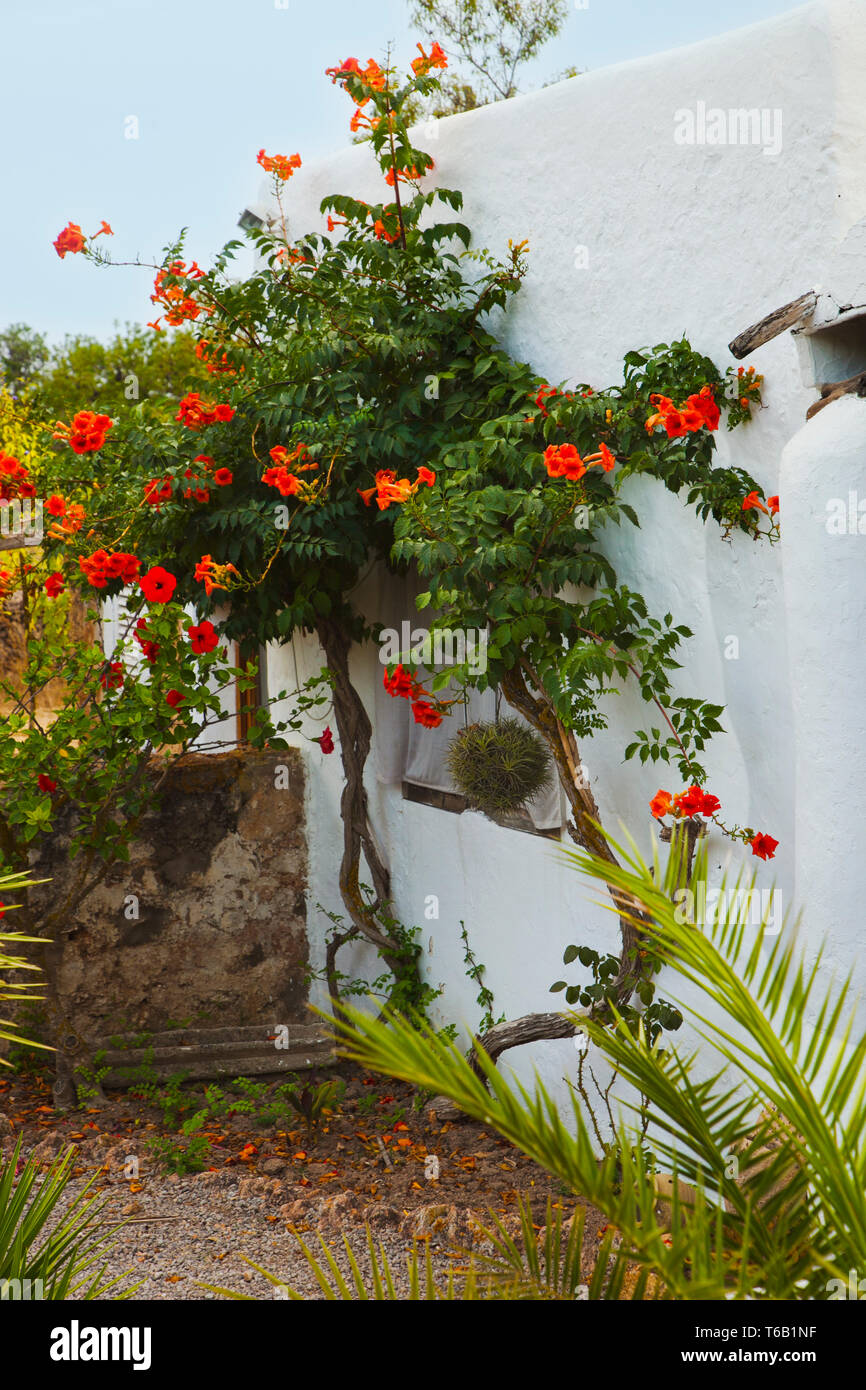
top-left (1, 0), bottom-right (804, 341)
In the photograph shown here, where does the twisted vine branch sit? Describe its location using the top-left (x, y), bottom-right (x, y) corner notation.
top-left (315, 617), bottom-right (420, 1007)
top-left (426, 662), bottom-right (703, 1116)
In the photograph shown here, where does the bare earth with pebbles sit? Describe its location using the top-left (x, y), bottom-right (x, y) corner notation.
top-left (0, 1063), bottom-right (610, 1300)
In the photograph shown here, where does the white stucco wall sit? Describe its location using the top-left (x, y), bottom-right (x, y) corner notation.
top-left (250, 0), bottom-right (866, 1116)
top-left (783, 395), bottom-right (866, 983)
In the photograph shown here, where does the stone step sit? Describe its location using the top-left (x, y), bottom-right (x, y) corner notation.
top-left (104, 1024), bottom-right (327, 1050)
top-left (94, 1024), bottom-right (336, 1086)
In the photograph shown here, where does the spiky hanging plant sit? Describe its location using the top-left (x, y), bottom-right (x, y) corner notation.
top-left (446, 718), bottom-right (551, 817)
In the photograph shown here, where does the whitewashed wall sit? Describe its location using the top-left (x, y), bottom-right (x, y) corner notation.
top-left (251, 0), bottom-right (866, 1115)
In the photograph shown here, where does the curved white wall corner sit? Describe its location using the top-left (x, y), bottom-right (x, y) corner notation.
top-left (782, 394), bottom-right (866, 978)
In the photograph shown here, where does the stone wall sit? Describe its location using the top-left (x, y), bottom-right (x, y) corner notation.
top-left (27, 748), bottom-right (309, 1052)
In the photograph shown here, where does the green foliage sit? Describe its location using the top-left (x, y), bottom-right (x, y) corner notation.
top-left (1, 593), bottom-right (325, 861)
top-left (74, 1049), bottom-right (111, 1105)
top-left (322, 826), bottom-right (866, 1299)
top-left (0, 1138), bottom-right (133, 1298)
top-left (17, 56), bottom-right (768, 1013)
top-left (459, 919), bottom-right (504, 1033)
top-left (202, 1223), bottom-right (472, 1301)
top-left (205, 1196), bottom-right (654, 1301)
top-left (0, 871), bottom-right (51, 1062)
top-left (2, 323), bottom-right (210, 422)
top-left (278, 1078), bottom-right (344, 1130)
top-left (2, 306), bottom-right (329, 949)
top-left (375, 901), bottom-right (444, 1020)
top-left (550, 942), bottom-right (682, 1044)
top-left (114, 1046), bottom-right (157, 1089)
top-left (201, 1083), bottom-right (227, 1115)
top-left (146, 1110), bottom-right (210, 1175)
top-left (0, 565), bottom-right (327, 959)
top-left (59, 62), bottom-right (542, 653)
top-left (392, 335), bottom-right (761, 783)
top-left (135, 1072), bottom-right (346, 1135)
top-left (308, 895), bottom-right (446, 1023)
top-left (110, 1029), bottom-right (153, 1050)
top-left (5, 1004), bottom-right (52, 1074)
top-left (0, 323), bottom-right (49, 399)
top-left (129, 1070), bottom-right (193, 1128)
top-left (409, 0), bottom-right (570, 104)
top-left (13, 48), bottom-right (771, 1038)
top-left (446, 716), bottom-right (551, 815)
top-left (549, 934), bottom-right (681, 1167)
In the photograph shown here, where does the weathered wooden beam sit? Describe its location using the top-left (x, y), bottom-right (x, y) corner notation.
top-left (728, 290), bottom-right (817, 359)
top-left (806, 369), bottom-right (866, 420)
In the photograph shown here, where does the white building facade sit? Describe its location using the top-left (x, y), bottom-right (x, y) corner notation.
top-left (228, 0), bottom-right (866, 1109)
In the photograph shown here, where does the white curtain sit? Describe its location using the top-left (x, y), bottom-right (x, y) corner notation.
top-left (370, 565), bottom-right (564, 831)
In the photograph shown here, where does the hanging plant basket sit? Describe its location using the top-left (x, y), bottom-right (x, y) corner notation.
top-left (446, 718), bottom-right (552, 818)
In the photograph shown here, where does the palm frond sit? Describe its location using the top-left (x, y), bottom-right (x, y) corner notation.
top-left (200, 1226), bottom-right (469, 1301)
top-left (557, 828), bottom-right (866, 1286)
top-left (315, 823), bottom-right (866, 1299)
top-left (0, 1138), bottom-right (136, 1299)
top-left (204, 1201), bottom-right (673, 1301)
top-left (0, 869), bottom-right (52, 1061)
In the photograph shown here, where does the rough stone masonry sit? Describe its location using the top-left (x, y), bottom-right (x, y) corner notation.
top-left (26, 748), bottom-right (309, 1056)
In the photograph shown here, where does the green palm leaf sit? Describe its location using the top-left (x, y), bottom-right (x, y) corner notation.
top-left (316, 824), bottom-right (866, 1299)
top-left (0, 1138), bottom-right (136, 1299)
top-left (0, 869), bottom-right (52, 1060)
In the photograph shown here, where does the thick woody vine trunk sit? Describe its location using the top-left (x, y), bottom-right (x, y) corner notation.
top-left (429, 663), bottom-right (700, 1109)
top-left (500, 663), bottom-right (651, 1005)
top-left (315, 617), bottom-right (416, 1007)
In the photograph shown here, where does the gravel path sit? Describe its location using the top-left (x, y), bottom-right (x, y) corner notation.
top-left (52, 1168), bottom-right (483, 1302)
